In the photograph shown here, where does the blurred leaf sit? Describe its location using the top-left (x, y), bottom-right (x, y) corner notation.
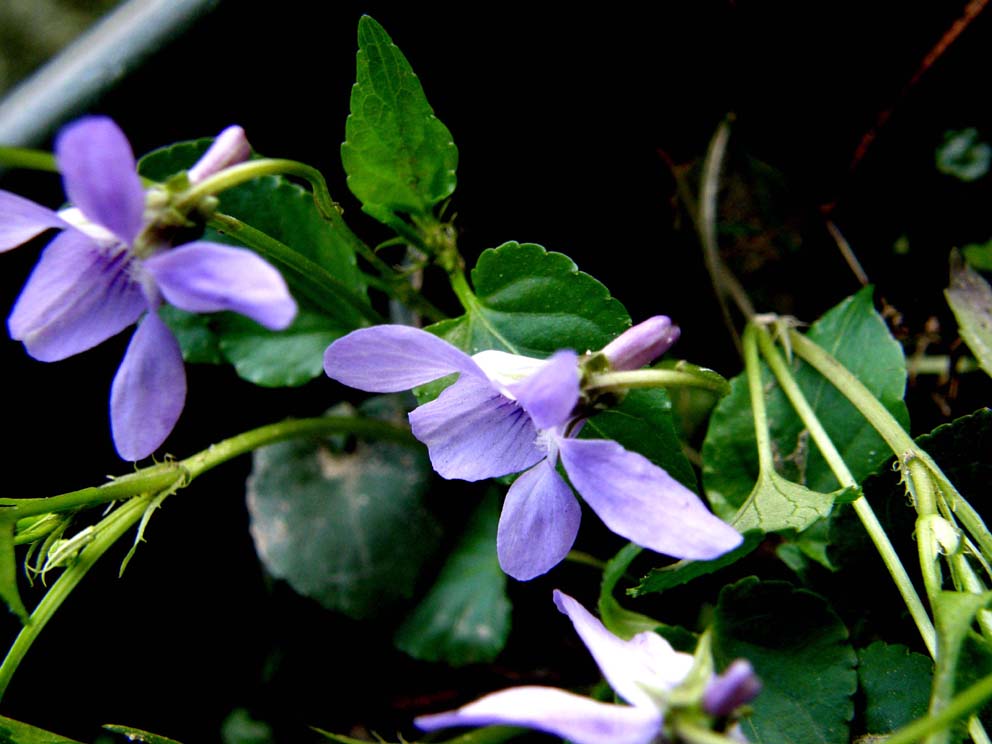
top-left (0, 715), bottom-right (84, 743)
top-left (936, 128), bottom-right (991, 182)
top-left (711, 577), bottom-right (857, 744)
top-left (220, 708), bottom-right (273, 744)
top-left (246, 399), bottom-right (439, 619)
top-left (857, 641), bottom-right (932, 736)
top-left (704, 287), bottom-right (908, 516)
top-left (102, 725), bottom-right (182, 744)
top-left (429, 241), bottom-right (629, 356)
top-left (963, 239), bottom-right (992, 272)
top-left (341, 15), bottom-right (457, 218)
top-left (946, 249), bottom-right (992, 378)
top-left (394, 492), bottom-right (510, 665)
top-left (583, 389), bottom-right (696, 491)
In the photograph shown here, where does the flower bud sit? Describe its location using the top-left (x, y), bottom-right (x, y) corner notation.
top-left (702, 659), bottom-right (761, 716)
top-left (187, 125), bottom-right (251, 184)
top-left (601, 315), bottom-right (680, 371)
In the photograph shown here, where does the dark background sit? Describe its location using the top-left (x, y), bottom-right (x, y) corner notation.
top-left (0, 2), bottom-right (990, 741)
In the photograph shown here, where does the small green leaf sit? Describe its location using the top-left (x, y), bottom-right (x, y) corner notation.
top-left (857, 641), bottom-right (932, 736)
top-left (632, 531), bottom-right (762, 596)
top-left (341, 15), bottom-right (458, 217)
top-left (711, 577), bottom-right (857, 744)
top-left (0, 520), bottom-right (29, 623)
top-left (946, 249), bottom-right (992, 379)
top-left (394, 492), bottom-right (510, 665)
top-left (157, 305), bottom-right (223, 365)
top-left (102, 725), bottom-right (183, 744)
top-left (936, 128), bottom-right (991, 182)
top-left (0, 715), bottom-right (84, 743)
top-left (217, 311), bottom-right (348, 388)
top-left (246, 400), bottom-right (439, 619)
top-left (731, 470), bottom-right (852, 535)
top-left (429, 242), bottom-right (630, 356)
top-left (582, 389), bottom-right (697, 491)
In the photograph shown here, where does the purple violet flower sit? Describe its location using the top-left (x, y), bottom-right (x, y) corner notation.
top-left (415, 590), bottom-right (760, 744)
top-left (323, 318), bottom-right (742, 580)
top-left (0, 116), bottom-right (297, 460)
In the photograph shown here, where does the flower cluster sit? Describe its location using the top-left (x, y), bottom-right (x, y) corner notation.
top-left (416, 590), bottom-right (760, 744)
top-left (323, 318), bottom-right (742, 580)
top-left (0, 117), bottom-right (297, 460)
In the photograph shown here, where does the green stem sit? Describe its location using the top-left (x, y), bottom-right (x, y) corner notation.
top-left (0, 147), bottom-right (57, 172)
top-left (0, 494), bottom-right (152, 699)
top-left (742, 326), bottom-right (775, 474)
top-left (883, 671), bottom-right (992, 744)
top-left (4, 416), bottom-right (416, 520)
top-left (586, 369), bottom-right (729, 395)
top-left (754, 324), bottom-right (936, 654)
top-left (207, 212), bottom-right (385, 325)
top-left (564, 550), bottom-right (609, 571)
top-left (448, 266), bottom-right (477, 314)
top-left (176, 159), bottom-right (338, 219)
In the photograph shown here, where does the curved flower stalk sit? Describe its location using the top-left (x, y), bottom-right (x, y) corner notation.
top-left (0, 117), bottom-right (297, 460)
top-left (323, 317), bottom-right (742, 580)
top-left (416, 590), bottom-right (760, 744)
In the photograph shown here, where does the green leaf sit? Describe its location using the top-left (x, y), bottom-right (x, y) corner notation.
top-left (597, 544), bottom-right (660, 639)
top-left (857, 641), bottom-right (932, 736)
top-left (246, 399), bottom-right (439, 619)
top-left (582, 389), bottom-right (697, 491)
top-left (731, 470), bottom-right (854, 535)
top-left (157, 304), bottom-right (223, 365)
top-left (946, 249), bottom-right (992, 378)
top-left (711, 577), bottom-right (857, 744)
top-left (936, 128), bottom-right (991, 182)
top-left (0, 715), bottom-right (84, 744)
top-left (429, 242), bottom-right (630, 356)
top-left (341, 15), bottom-right (458, 218)
top-left (632, 531), bottom-right (762, 596)
top-left (394, 492), bottom-right (510, 665)
top-left (102, 725), bottom-right (183, 744)
top-left (703, 287), bottom-right (908, 528)
top-left (0, 520), bottom-right (28, 623)
top-left (216, 311), bottom-right (348, 388)
top-left (931, 591), bottom-right (992, 739)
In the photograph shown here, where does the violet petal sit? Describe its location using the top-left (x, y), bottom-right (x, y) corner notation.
top-left (558, 437), bottom-right (743, 560)
top-left (601, 316), bottom-right (680, 371)
top-left (0, 191), bottom-right (66, 251)
top-left (703, 659), bottom-right (761, 716)
top-left (8, 230), bottom-right (145, 361)
top-left (55, 117), bottom-right (145, 244)
top-left (415, 686), bottom-right (661, 744)
top-left (507, 349), bottom-right (580, 429)
top-left (553, 590), bottom-right (694, 710)
top-left (410, 374), bottom-right (544, 481)
top-left (110, 311), bottom-right (187, 461)
top-left (324, 325), bottom-right (484, 392)
top-left (497, 460), bottom-right (581, 580)
top-left (144, 241), bottom-right (296, 330)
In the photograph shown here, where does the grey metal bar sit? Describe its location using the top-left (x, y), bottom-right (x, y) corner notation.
top-left (0, 0), bottom-right (220, 148)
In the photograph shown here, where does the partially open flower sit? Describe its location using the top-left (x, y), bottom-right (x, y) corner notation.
top-left (323, 320), bottom-right (741, 580)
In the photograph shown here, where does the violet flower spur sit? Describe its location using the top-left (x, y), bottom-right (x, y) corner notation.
top-left (415, 590), bottom-right (760, 744)
top-left (322, 318), bottom-right (742, 580)
top-left (0, 116), bottom-right (297, 460)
